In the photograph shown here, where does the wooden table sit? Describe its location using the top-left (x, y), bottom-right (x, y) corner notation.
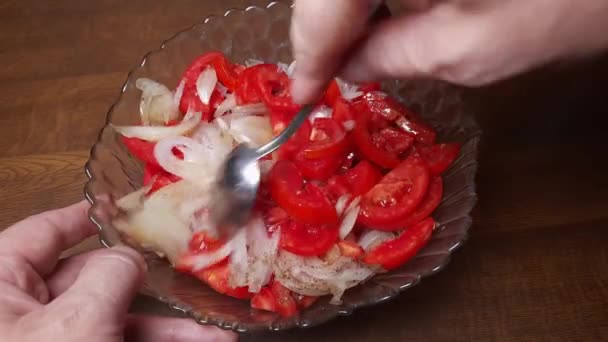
top-left (1, 1), bottom-right (607, 341)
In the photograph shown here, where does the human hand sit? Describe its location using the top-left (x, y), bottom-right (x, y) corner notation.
top-left (290, 0), bottom-right (608, 103)
top-left (0, 201), bottom-right (237, 342)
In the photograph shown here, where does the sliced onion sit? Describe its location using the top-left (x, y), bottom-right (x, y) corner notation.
top-left (229, 116), bottom-right (273, 147)
top-left (230, 102), bottom-right (267, 116)
top-left (277, 62), bottom-right (290, 75)
top-left (335, 195), bottom-right (350, 216)
top-left (190, 242), bottom-right (233, 272)
top-left (274, 251), bottom-right (375, 304)
top-left (245, 58), bottom-right (264, 67)
top-left (246, 218), bottom-right (280, 293)
top-left (308, 105), bottom-right (333, 123)
top-left (173, 79), bottom-right (185, 108)
top-left (343, 120), bottom-right (356, 131)
top-left (216, 83), bottom-right (229, 97)
top-left (228, 229), bottom-right (249, 288)
top-left (116, 187), bottom-right (149, 212)
top-left (154, 136), bottom-right (215, 186)
top-left (336, 78), bottom-right (364, 101)
top-left (339, 203), bottom-right (360, 239)
top-left (113, 110), bottom-right (201, 142)
top-left (136, 78), bottom-right (180, 125)
top-left (358, 230), bottom-right (396, 252)
top-left (214, 93), bottom-right (237, 117)
top-left (196, 66), bottom-right (217, 105)
top-left (286, 60), bottom-right (297, 78)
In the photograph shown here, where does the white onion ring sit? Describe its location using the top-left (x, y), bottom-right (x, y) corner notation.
top-left (113, 110), bottom-right (201, 142)
top-left (196, 66), bottom-right (217, 105)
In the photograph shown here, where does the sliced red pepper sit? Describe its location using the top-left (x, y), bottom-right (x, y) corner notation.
top-left (363, 218), bottom-right (435, 270)
top-left (269, 160), bottom-right (338, 225)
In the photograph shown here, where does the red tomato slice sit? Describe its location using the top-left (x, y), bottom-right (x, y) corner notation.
top-left (323, 80), bottom-right (341, 107)
top-left (147, 171), bottom-right (181, 195)
top-left (337, 240), bottom-right (364, 259)
top-left (251, 287), bottom-right (277, 312)
top-left (352, 110), bottom-right (402, 169)
top-left (188, 232), bottom-right (225, 253)
top-left (373, 127), bottom-right (415, 156)
top-left (195, 260), bottom-right (252, 299)
top-left (270, 281), bottom-right (298, 317)
top-left (279, 219), bottom-right (339, 256)
top-left (363, 218), bottom-right (435, 270)
top-left (122, 137), bottom-right (159, 167)
top-left (235, 64), bottom-right (265, 105)
top-left (357, 156), bottom-right (431, 230)
top-left (341, 160), bottom-right (383, 197)
top-left (361, 92), bottom-right (436, 145)
top-left (293, 151), bottom-right (344, 181)
top-left (270, 110), bottom-right (312, 161)
top-left (243, 64), bottom-right (299, 113)
top-left (332, 97), bottom-right (355, 125)
top-left (179, 89), bottom-right (224, 121)
top-left (303, 117), bottom-right (349, 159)
top-left (269, 160), bottom-right (338, 225)
top-left (400, 177), bottom-right (443, 228)
top-left (416, 143), bottom-right (461, 176)
top-left (358, 82), bottom-right (381, 93)
top-left (143, 163), bottom-right (162, 185)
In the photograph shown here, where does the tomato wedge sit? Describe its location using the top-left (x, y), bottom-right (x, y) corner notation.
top-left (361, 92), bottom-right (436, 145)
top-left (357, 156), bottom-right (431, 230)
top-left (122, 137), bottom-right (159, 167)
top-left (293, 151), bottom-right (344, 180)
top-left (270, 281), bottom-right (298, 316)
top-left (303, 117), bottom-right (349, 159)
top-left (242, 64), bottom-right (299, 113)
top-left (194, 260), bottom-right (252, 299)
top-left (352, 110), bottom-right (402, 169)
top-left (363, 218), bottom-right (435, 270)
top-left (323, 79), bottom-right (342, 107)
top-left (327, 160), bottom-right (382, 199)
top-left (293, 294), bottom-right (318, 309)
top-left (279, 219), bottom-right (339, 256)
top-left (269, 160), bottom-right (338, 225)
top-left (400, 177), bottom-right (443, 228)
top-left (416, 143), bottom-right (461, 176)
top-left (270, 110), bottom-right (312, 161)
top-left (332, 97), bottom-right (355, 126)
top-left (147, 171), bottom-right (181, 195)
top-left (143, 163), bottom-right (162, 185)
top-left (251, 287), bottom-right (276, 312)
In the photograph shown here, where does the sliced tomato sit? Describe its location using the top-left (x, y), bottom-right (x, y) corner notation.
top-left (271, 110), bottom-right (312, 160)
top-left (323, 79), bottom-right (342, 107)
top-left (143, 163), bottom-right (162, 185)
top-left (188, 232), bottom-right (225, 253)
top-left (303, 117), bottom-right (349, 159)
top-left (357, 156), bottom-right (431, 230)
top-left (363, 217), bottom-right (435, 270)
top-left (293, 151), bottom-right (344, 180)
top-left (358, 82), bottom-right (381, 93)
top-left (251, 287), bottom-right (277, 312)
top-left (279, 219), bottom-right (339, 256)
top-left (416, 143), bottom-right (461, 176)
top-left (147, 171), bottom-right (181, 195)
top-left (373, 127), bottom-right (415, 156)
top-left (270, 281), bottom-right (298, 317)
top-left (361, 92), bottom-right (436, 145)
top-left (337, 160), bottom-right (383, 197)
top-left (179, 89), bottom-right (224, 121)
top-left (332, 97), bottom-right (355, 125)
top-left (269, 160), bottom-right (338, 224)
top-left (122, 137), bottom-right (159, 167)
top-left (337, 240), bottom-right (364, 259)
top-left (352, 110), bottom-right (401, 168)
top-left (194, 260), bottom-right (252, 299)
top-left (400, 177), bottom-right (443, 228)
top-left (241, 64), bottom-right (299, 113)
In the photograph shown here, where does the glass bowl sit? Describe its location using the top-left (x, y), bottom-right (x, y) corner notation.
top-left (84, 0), bottom-right (480, 333)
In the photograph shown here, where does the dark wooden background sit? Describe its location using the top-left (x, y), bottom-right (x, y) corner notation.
top-left (1, 1), bottom-right (607, 341)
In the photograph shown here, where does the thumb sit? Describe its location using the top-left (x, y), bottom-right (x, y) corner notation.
top-left (50, 246), bottom-right (146, 320)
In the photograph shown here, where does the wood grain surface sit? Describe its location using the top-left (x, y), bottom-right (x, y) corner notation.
top-left (1, 1), bottom-right (607, 341)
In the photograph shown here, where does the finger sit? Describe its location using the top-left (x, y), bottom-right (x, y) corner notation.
top-left (290, 0), bottom-right (380, 104)
top-left (0, 200), bottom-right (97, 276)
top-left (45, 249), bottom-right (107, 299)
top-left (125, 315), bottom-right (238, 342)
top-left (340, 4), bottom-right (472, 82)
top-left (50, 246), bottom-right (145, 319)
